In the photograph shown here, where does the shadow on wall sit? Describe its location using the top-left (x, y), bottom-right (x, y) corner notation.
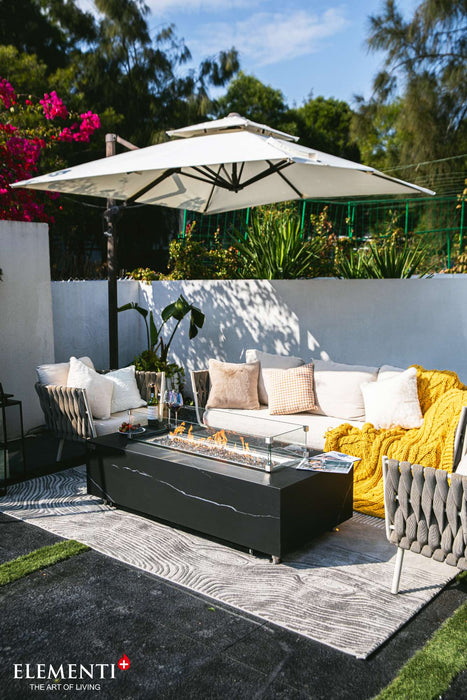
top-left (143, 280), bottom-right (302, 374)
top-left (141, 279), bottom-right (467, 386)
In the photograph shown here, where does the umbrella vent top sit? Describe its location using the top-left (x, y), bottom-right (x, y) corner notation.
top-left (166, 113), bottom-right (299, 143)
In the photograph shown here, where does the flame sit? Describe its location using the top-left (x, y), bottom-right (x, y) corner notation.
top-left (207, 429), bottom-right (228, 446)
top-left (169, 423), bottom-right (251, 455)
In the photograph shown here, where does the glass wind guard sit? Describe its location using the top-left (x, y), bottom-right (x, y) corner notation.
top-left (132, 405), bottom-right (311, 473)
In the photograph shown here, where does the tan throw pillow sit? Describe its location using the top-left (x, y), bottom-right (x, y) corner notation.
top-left (206, 359), bottom-right (260, 410)
top-left (266, 364), bottom-right (317, 415)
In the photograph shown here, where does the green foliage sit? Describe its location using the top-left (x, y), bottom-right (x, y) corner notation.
top-left (118, 295), bottom-right (205, 388)
top-left (127, 267), bottom-right (159, 283)
top-left (214, 71), bottom-right (288, 126)
top-left (294, 96), bottom-right (360, 160)
top-left (0, 540), bottom-right (89, 586)
top-left (335, 237), bottom-right (427, 279)
top-left (234, 211), bottom-right (334, 279)
top-left (162, 224), bottom-right (239, 280)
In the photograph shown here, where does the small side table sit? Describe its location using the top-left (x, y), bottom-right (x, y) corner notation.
top-left (0, 384), bottom-right (27, 495)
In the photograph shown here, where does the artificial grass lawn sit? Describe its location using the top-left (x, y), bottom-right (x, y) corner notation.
top-left (375, 572), bottom-right (467, 700)
top-left (0, 540), bottom-right (89, 586)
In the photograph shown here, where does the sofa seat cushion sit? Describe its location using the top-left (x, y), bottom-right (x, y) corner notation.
top-left (310, 359), bottom-right (379, 420)
top-left (204, 407), bottom-right (364, 451)
top-left (93, 410), bottom-right (148, 437)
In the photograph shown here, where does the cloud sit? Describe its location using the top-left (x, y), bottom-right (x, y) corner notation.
top-left (187, 8), bottom-right (349, 66)
top-left (147, 0), bottom-right (258, 12)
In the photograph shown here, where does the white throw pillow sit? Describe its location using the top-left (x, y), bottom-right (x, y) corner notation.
top-left (245, 349), bottom-right (304, 405)
top-left (36, 356), bottom-right (94, 385)
top-left (455, 454), bottom-right (467, 476)
top-left (361, 367), bottom-right (423, 430)
top-left (67, 356), bottom-right (114, 420)
top-left (106, 365), bottom-right (146, 413)
top-left (310, 359), bottom-right (379, 420)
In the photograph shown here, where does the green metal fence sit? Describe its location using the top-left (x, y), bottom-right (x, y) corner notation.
top-left (182, 195), bottom-right (466, 269)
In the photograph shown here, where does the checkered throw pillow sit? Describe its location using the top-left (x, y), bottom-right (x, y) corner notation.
top-left (265, 363), bottom-right (317, 415)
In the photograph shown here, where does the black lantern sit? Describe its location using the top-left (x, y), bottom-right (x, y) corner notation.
top-left (0, 384), bottom-right (26, 495)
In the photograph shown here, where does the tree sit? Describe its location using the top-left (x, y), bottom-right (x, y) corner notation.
top-left (214, 72), bottom-right (360, 160)
top-left (294, 96), bottom-right (360, 160)
top-left (352, 0), bottom-right (467, 190)
top-left (214, 72), bottom-right (288, 125)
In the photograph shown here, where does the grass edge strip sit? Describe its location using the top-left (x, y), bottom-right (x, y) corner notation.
top-left (0, 540), bottom-right (89, 586)
top-left (374, 573), bottom-right (467, 700)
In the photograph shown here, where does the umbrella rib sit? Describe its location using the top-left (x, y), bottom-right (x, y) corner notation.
top-left (239, 160), bottom-right (293, 189)
top-left (268, 161), bottom-right (304, 198)
top-left (203, 164), bottom-right (224, 213)
top-left (126, 168), bottom-right (181, 204)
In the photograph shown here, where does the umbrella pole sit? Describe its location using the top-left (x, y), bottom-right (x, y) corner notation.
top-left (105, 133), bottom-right (119, 369)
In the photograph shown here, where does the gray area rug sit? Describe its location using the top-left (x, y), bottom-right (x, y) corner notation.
top-left (0, 467), bottom-right (456, 659)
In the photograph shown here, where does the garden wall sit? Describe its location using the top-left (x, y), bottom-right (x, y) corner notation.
top-left (0, 221), bottom-right (54, 432)
top-left (141, 278), bottom-right (467, 385)
top-left (52, 279), bottom-right (141, 369)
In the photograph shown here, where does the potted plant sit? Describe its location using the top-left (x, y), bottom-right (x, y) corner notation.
top-left (118, 294), bottom-right (205, 391)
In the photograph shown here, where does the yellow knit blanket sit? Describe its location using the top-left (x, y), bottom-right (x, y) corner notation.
top-left (324, 367), bottom-right (467, 518)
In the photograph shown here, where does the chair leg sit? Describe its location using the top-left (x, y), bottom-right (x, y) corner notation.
top-left (56, 438), bottom-right (65, 462)
top-left (391, 547), bottom-right (405, 594)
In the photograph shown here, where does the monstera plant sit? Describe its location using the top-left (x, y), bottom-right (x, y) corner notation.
top-left (118, 294), bottom-right (205, 389)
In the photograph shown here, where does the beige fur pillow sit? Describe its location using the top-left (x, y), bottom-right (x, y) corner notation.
top-left (265, 364), bottom-right (317, 415)
top-left (206, 359), bottom-right (260, 410)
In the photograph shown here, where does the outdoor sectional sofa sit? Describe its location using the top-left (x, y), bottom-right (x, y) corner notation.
top-left (191, 351), bottom-right (467, 517)
top-left (35, 357), bottom-right (165, 460)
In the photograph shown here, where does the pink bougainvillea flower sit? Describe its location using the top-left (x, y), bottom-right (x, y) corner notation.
top-left (0, 78), bottom-right (16, 109)
top-left (40, 91), bottom-right (68, 120)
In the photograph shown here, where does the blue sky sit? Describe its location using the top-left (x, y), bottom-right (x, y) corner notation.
top-left (144, 0), bottom-right (419, 107)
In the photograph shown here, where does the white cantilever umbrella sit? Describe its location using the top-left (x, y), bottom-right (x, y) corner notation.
top-left (12, 113), bottom-right (434, 211)
top-left (11, 114), bottom-right (434, 367)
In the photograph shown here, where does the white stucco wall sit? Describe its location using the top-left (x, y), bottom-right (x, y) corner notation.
top-left (142, 278), bottom-right (467, 385)
top-left (0, 221), bottom-right (54, 432)
top-left (51, 280), bottom-right (141, 370)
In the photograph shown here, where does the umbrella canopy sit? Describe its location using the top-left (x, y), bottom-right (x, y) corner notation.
top-left (12, 114), bottom-right (434, 212)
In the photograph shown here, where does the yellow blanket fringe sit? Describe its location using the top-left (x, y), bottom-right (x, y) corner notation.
top-left (324, 366), bottom-right (467, 518)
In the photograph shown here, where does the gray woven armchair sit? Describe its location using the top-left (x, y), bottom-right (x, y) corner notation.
top-left (383, 456), bottom-right (467, 594)
top-left (35, 370), bottom-right (165, 461)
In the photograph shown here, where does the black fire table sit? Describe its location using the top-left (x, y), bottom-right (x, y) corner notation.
top-left (87, 427), bottom-right (353, 562)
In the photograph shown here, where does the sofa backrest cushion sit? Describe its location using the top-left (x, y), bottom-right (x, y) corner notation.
top-left (245, 349), bottom-right (304, 405)
top-left (36, 356), bottom-right (94, 386)
top-left (310, 359), bottom-right (378, 420)
top-left (67, 356), bottom-right (114, 420)
top-left (106, 365), bottom-right (147, 414)
top-left (377, 365), bottom-right (404, 381)
top-left (206, 359), bottom-right (260, 410)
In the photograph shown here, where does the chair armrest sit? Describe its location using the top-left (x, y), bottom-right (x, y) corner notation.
top-left (453, 406), bottom-right (467, 469)
top-left (35, 383), bottom-right (95, 441)
top-left (191, 370), bottom-right (210, 426)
